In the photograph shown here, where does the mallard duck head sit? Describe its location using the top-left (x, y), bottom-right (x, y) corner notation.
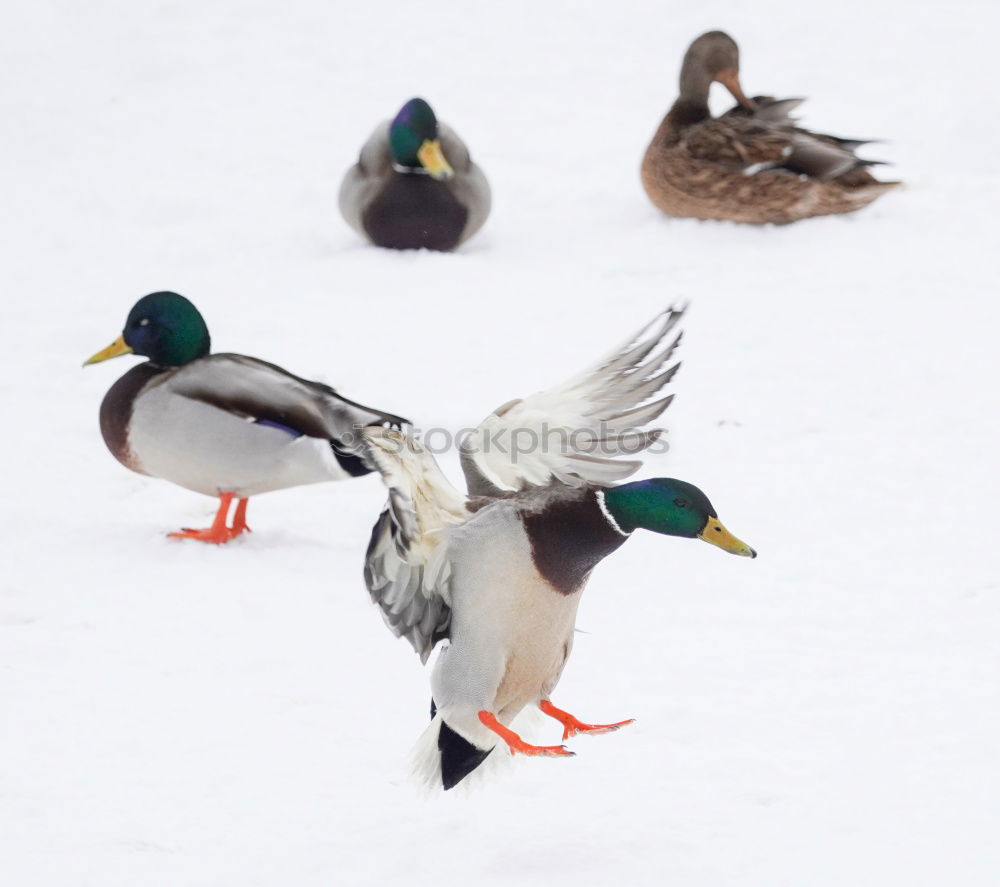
top-left (83, 291), bottom-right (211, 368)
top-left (388, 98), bottom-right (454, 180)
top-left (601, 478), bottom-right (756, 557)
top-left (679, 30), bottom-right (754, 111)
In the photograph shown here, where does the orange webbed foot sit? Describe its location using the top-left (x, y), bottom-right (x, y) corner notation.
top-left (477, 711), bottom-right (575, 758)
top-left (168, 526), bottom-right (240, 544)
top-left (539, 699), bottom-right (635, 741)
top-left (167, 494), bottom-right (250, 545)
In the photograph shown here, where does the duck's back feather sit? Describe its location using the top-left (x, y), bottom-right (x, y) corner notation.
top-left (172, 353), bottom-right (406, 443)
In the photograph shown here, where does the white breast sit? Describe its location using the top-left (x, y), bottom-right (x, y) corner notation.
top-left (432, 504), bottom-right (582, 728)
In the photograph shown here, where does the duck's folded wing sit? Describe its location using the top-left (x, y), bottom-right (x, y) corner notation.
top-left (682, 115), bottom-right (790, 168)
top-left (168, 353), bottom-right (408, 443)
top-left (439, 123), bottom-right (473, 172)
top-left (689, 109), bottom-right (883, 181)
top-left (339, 122), bottom-right (393, 232)
top-left (362, 428), bottom-right (471, 663)
top-left (460, 306), bottom-right (684, 496)
top-left (440, 122), bottom-right (491, 237)
top-left (780, 132), bottom-right (883, 180)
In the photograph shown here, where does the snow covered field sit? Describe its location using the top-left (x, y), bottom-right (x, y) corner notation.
top-left (3, 1), bottom-right (998, 884)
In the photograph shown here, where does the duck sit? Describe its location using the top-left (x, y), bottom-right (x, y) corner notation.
top-left (83, 291), bottom-right (408, 544)
top-left (641, 30), bottom-right (899, 224)
top-left (339, 97), bottom-right (491, 251)
top-left (361, 306), bottom-right (756, 790)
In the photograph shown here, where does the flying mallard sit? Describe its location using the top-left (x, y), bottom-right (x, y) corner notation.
top-left (362, 306), bottom-right (755, 789)
top-left (339, 97), bottom-right (491, 251)
top-left (84, 291), bottom-right (407, 543)
top-left (641, 31), bottom-right (899, 223)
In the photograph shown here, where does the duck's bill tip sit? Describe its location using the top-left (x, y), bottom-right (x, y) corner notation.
top-left (699, 517), bottom-right (756, 558)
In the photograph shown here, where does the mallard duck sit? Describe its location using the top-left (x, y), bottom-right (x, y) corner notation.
top-left (339, 97), bottom-right (491, 251)
top-left (361, 307), bottom-right (755, 790)
top-left (641, 31), bottom-right (899, 223)
top-left (83, 291), bottom-right (408, 544)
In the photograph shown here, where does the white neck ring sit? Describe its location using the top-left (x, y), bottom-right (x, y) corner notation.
top-left (595, 490), bottom-right (631, 538)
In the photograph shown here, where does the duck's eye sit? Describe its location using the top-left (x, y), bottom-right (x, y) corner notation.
top-left (138, 317), bottom-right (150, 327)
top-left (673, 498), bottom-right (687, 508)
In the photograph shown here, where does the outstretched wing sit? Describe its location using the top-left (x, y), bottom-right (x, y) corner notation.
top-left (363, 428), bottom-right (471, 663)
top-left (460, 306), bottom-right (684, 496)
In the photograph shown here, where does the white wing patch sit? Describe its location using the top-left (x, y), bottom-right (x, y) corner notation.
top-left (460, 306), bottom-right (684, 494)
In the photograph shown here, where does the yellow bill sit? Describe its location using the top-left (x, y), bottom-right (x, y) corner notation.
top-left (699, 516), bottom-right (757, 558)
top-left (83, 335), bottom-right (133, 367)
top-left (417, 139), bottom-right (454, 180)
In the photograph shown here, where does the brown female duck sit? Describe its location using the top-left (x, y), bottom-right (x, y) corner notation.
top-left (641, 31), bottom-right (899, 224)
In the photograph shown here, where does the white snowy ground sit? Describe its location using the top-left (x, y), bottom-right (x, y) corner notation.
top-left (3, 1), bottom-right (998, 884)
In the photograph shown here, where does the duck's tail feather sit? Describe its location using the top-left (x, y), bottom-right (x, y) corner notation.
top-left (438, 720), bottom-right (493, 790)
top-left (333, 391), bottom-right (410, 433)
top-left (321, 392), bottom-right (410, 475)
top-left (411, 710), bottom-right (495, 791)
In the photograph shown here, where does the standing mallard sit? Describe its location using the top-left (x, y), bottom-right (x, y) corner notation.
top-left (83, 291), bottom-right (408, 544)
top-left (641, 31), bottom-right (899, 223)
top-left (339, 97), bottom-right (490, 251)
top-left (361, 307), bottom-right (756, 790)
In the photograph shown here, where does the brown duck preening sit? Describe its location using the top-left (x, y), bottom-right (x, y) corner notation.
top-left (640, 31), bottom-right (899, 224)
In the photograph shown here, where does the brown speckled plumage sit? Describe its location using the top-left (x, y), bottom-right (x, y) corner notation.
top-left (641, 31), bottom-right (899, 224)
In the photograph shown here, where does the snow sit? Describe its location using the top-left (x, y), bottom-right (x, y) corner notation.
top-left (3, 1), bottom-right (998, 884)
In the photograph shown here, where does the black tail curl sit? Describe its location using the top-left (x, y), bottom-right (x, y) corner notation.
top-left (432, 699), bottom-right (493, 790)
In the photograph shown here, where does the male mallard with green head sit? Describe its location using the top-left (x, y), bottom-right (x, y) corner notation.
top-left (84, 291), bottom-right (407, 543)
top-left (339, 97), bottom-right (490, 251)
top-left (362, 307), bottom-right (756, 790)
top-left (641, 31), bottom-right (899, 223)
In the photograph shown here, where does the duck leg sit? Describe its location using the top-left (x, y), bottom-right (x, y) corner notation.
top-left (230, 497), bottom-right (252, 537)
top-left (539, 699), bottom-right (635, 741)
top-left (169, 493), bottom-right (240, 544)
top-left (477, 711), bottom-right (574, 758)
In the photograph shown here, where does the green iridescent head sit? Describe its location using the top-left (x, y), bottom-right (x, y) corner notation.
top-left (83, 291), bottom-right (211, 368)
top-left (388, 98), bottom-right (454, 179)
top-left (601, 478), bottom-right (756, 557)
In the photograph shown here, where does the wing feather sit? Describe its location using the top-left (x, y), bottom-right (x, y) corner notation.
top-left (460, 306), bottom-right (684, 495)
top-left (363, 428), bottom-right (470, 663)
top-left (168, 354), bottom-right (408, 466)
